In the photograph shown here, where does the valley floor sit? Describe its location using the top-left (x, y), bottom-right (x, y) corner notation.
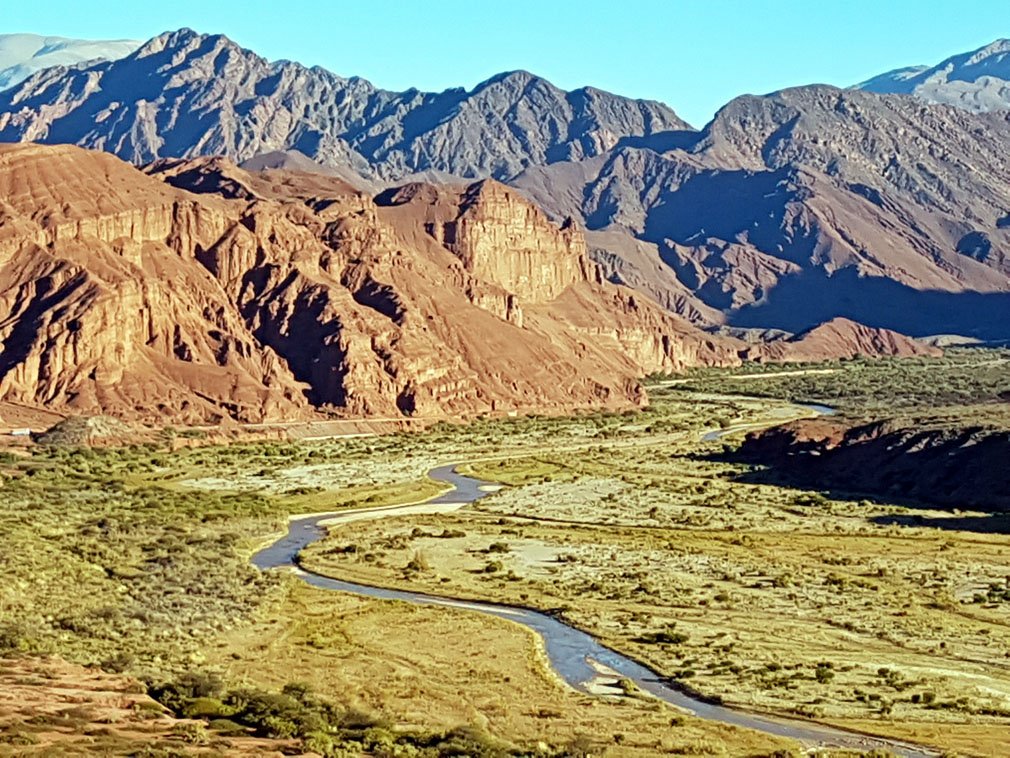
top-left (1, 351), bottom-right (1008, 756)
top-left (300, 386), bottom-right (1010, 757)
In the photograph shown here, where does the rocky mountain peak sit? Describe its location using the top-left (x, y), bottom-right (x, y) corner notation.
top-left (127, 29), bottom-right (274, 92)
top-left (964, 38), bottom-right (1010, 67)
top-left (513, 79), bottom-right (1010, 340)
top-left (857, 38), bottom-right (1010, 111)
top-left (133, 27), bottom-right (207, 57)
top-left (0, 28), bottom-right (687, 182)
top-left (480, 69), bottom-right (538, 87)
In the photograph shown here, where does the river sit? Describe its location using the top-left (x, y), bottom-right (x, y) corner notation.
top-left (252, 407), bottom-right (934, 757)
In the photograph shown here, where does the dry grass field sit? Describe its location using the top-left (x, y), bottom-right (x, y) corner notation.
top-left (299, 353), bottom-right (1010, 756)
top-left (0, 389), bottom-right (805, 755)
top-left (3, 350), bottom-right (1007, 755)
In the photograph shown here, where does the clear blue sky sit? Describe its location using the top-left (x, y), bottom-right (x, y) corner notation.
top-left (4, 0), bottom-right (1007, 126)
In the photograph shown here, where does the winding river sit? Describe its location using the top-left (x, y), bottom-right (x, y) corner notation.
top-left (252, 410), bottom-right (935, 757)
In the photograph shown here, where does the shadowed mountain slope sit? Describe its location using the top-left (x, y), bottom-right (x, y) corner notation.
top-left (513, 86), bottom-right (1010, 338)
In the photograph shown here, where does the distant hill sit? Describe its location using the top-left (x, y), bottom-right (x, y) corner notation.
top-left (0, 33), bottom-right (138, 90)
top-left (857, 39), bottom-right (1010, 112)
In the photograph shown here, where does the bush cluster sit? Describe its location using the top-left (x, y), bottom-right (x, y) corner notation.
top-left (150, 675), bottom-right (585, 757)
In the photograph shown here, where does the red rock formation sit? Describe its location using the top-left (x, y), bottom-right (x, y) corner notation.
top-left (0, 144), bottom-right (743, 424)
top-left (747, 318), bottom-right (942, 362)
top-left (440, 181), bottom-right (594, 302)
top-left (0, 145), bottom-right (304, 423)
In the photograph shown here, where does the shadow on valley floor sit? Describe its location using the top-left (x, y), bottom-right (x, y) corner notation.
top-left (700, 451), bottom-right (1010, 535)
top-left (869, 511), bottom-right (1010, 534)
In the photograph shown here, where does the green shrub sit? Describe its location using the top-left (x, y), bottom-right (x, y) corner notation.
top-left (0, 731), bottom-right (39, 746)
top-left (170, 721), bottom-right (209, 745)
top-left (150, 671), bottom-right (224, 712)
top-left (0, 622), bottom-right (32, 652)
top-left (100, 652), bottom-right (134, 673)
top-left (181, 697), bottom-right (230, 719)
top-left (635, 626), bottom-right (689, 645)
top-left (207, 718), bottom-right (246, 734)
top-left (814, 666), bottom-right (835, 684)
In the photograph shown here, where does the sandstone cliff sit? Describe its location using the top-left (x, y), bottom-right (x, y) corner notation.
top-left (0, 144), bottom-right (741, 424)
top-left (0, 145), bottom-right (306, 423)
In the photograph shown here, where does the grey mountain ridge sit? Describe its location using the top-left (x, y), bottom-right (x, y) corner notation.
top-left (0, 28), bottom-right (688, 181)
top-left (857, 39), bottom-right (1010, 112)
top-left (514, 85), bottom-right (1010, 338)
top-left (2, 29), bottom-right (1010, 340)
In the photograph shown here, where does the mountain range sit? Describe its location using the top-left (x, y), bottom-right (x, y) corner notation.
top-left (517, 85), bottom-right (1010, 338)
top-left (1, 30), bottom-right (1007, 342)
top-left (0, 29), bottom-right (686, 181)
top-left (0, 29), bottom-right (1002, 424)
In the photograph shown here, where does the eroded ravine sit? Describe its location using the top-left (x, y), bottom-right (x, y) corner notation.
top-left (252, 410), bottom-right (937, 757)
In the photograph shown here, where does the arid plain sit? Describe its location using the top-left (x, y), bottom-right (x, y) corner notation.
top-left (2, 351), bottom-right (1007, 756)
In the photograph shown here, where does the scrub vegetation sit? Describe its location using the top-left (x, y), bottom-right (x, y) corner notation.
top-left (2, 350), bottom-right (1007, 755)
top-left (0, 393), bottom-right (799, 756)
top-left (671, 348), bottom-right (1010, 417)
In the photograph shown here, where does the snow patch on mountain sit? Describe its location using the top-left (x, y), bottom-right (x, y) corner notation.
top-left (0, 33), bottom-right (140, 90)
top-left (855, 39), bottom-right (1010, 111)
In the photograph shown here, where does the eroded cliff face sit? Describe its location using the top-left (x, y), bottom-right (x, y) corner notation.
top-left (440, 181), bottom-right (594, 302)
top-left (372, 177), bottom-right (742, 378)
top-left (0, 146), bottom-right (308, 422)
top-left (0, 144), bottom-right (742, 424)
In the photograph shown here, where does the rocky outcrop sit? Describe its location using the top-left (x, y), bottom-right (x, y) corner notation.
top-left (441, 182), bottom-right (593, 302)
top-left (735, 417), bottom-right (1010, 512)
top-left (747, 318), bottom-right (942, 362)
top-left (0, 143), bottom-right (742, 424)
top-left (0, 145), bottom-right (303, 424)
top-left (380, 180), bottom-right (596, 304)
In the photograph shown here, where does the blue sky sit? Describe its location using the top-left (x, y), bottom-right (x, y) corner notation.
top-left (3, 0), bottom-right (1007, 126)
